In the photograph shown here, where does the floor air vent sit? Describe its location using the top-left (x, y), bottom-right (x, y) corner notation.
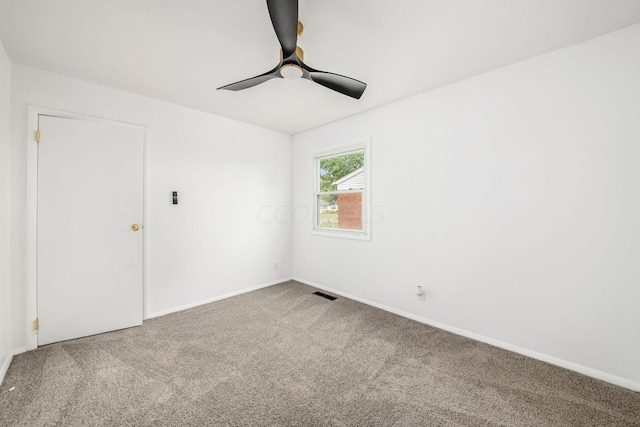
top-left (313, 291), bottom-right (337, 301)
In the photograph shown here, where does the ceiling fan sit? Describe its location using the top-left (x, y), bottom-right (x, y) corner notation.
top-left (217, 0), bottom-right (367, 99)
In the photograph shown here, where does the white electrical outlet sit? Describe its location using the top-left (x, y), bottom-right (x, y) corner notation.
top-left (416, 286), bottom-right (426, 301)
top-left (274, 262), bottom-right (279, 271)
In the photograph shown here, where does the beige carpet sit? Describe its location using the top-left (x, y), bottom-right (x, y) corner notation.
top-left (1, 280), bottom-right (639, 426)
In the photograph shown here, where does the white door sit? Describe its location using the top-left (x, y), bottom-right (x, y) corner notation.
top-left (37, 115), bottom-right (144, 345)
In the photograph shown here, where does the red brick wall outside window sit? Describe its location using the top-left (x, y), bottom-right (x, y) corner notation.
top-left (337, 193), bottom-right (362, 230)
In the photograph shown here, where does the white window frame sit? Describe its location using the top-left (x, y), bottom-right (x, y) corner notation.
top-left (312, 137), bottom-right (371, 241)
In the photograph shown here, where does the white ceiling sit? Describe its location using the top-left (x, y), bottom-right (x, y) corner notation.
top-left (1, 0), bottom-right (640, 135)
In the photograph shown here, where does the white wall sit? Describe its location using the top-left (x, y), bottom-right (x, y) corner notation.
top-left (0, 41), bottom-right (12, 383)
top-left (10, 65), bottom-right (292, 349)
top-left (292, 24), bottom-right (640, 388)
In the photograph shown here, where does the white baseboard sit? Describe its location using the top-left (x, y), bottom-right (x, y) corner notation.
top-left (0, 346), bottom-right (28, 387)
top-left (292, 277), bottom-right (640, 392)
top-left (0, 351), bottom-right (12, 387)
top-left (11, 346), bottom-right (27, 356)
top-left (146, 278), bottom-right (293, 319)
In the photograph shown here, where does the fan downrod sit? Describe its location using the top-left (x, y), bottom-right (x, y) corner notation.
top-left (297, 21), bottom-right (304, 40)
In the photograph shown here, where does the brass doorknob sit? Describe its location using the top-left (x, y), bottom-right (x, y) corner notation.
top-left (131, 224), bottom-right (140, 231)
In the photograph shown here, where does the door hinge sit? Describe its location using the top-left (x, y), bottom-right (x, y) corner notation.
top-left (35, 130), bottom-right (41, 143)
top-left (34, 318), bottom-right (39, 331)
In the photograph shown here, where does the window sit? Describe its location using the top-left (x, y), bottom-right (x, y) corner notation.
top-left (313, 138), bottom-right (370, 240)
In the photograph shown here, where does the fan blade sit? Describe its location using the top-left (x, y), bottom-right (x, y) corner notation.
top-left (217, 65), bottom-right (281, 91)
top-left (303, 66), bottom-right (367, 99)
top-left (267, 0), bottom-right (298, 58)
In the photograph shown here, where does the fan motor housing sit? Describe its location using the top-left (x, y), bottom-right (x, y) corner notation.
top-left (280, 46), bottom-right (304, 62)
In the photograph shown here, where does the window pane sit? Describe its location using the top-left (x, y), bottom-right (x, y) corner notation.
top-left (317, 193), bottom-right (362, 230)
top-left (319, 151), bottom-right (364, 192)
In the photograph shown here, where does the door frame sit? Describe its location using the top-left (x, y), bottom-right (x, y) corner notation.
top-left (26, 106), bottom-right (149, 350)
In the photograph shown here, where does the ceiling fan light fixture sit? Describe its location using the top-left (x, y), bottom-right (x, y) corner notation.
top-left (280, 64), bottom-right (303, 79)
top-left (217, 1), bottom-right (366, 99)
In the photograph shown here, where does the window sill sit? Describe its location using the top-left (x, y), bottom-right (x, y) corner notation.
top-left (311, 228), bottom-right (371, 241)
